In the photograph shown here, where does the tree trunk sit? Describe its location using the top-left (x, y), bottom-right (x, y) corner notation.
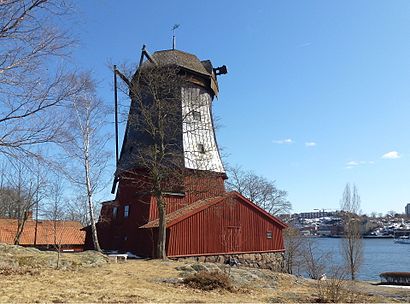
top-left (156, 194), bottom-right (167, 259)
top-left (84, 145), bottom-right (101, 252)
top-left (14, 211), bottom-right (29, 245)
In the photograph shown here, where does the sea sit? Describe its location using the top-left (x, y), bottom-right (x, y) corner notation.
top-left (307, 237), bottom-right (410, 281)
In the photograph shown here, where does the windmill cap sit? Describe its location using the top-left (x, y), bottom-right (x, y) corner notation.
top-left (143, 49), bottom-right (213, 77)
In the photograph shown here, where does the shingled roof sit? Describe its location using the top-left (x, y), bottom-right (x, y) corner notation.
top-left (0, 219), bottom-right (85, 246)
top-left (142, 49), bottom-right (212, 77)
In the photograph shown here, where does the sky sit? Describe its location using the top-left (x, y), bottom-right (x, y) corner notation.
top-left (68, 0), bottom-right (410, 215)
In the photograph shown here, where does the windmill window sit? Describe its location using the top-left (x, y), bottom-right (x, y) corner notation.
top-left (112, 207), bottom-right (118, 219)
top-left (129, 146), bottom-right (134, 153)
top-left (124, 205), bottom-right (130, 218)
top-left (192, 111), bottom-right (201, 121)
top-left (198, 144), bottom-right (205, 154)
top-left (266, 231), bottom-right (273, 239)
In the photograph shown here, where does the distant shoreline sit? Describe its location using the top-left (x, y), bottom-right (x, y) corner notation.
top-left (305, 235), bottom-right (394, 239)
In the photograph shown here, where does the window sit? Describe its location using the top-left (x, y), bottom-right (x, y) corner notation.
top-left (266, 231), bottom-right (273, 239)
top-left (197, 144), bottom-right (205, 154)
top-left (124, 205), bottom-right (130, 218)
top-left (192, 110), bottom-right (201, 121)
top-left (112, 207), bottom-right (118, 219)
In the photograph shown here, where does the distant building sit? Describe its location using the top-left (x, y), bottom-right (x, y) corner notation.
top-left (297, 210), bottom-right (337, 219)
top-left (406, 203), bottom-right (410, 217)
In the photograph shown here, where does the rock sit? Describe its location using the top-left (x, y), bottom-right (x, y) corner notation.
top-left (197, 256), bottom-right (206, 263)
top-left (175, 265), bottom-right (195, 272)
top-left (191, 263), bottom-right (208, 272)
top-left (0, 244), bottom-right (108, 270)
top-left (216, 255), bottom-right (225, 263)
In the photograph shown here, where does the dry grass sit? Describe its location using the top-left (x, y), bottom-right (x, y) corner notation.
top-left (0, 258), bottom-right (407, 303)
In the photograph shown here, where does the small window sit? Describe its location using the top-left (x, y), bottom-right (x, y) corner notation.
top-left (112, 207), bottom-right (118, 219)
top-left (266, 231), bottom-right (273, 239)
top-left (124, 235), bottom-right (128, 241)
top-left (192, 111), bottom-right (201, 121)
top-left (124, 205), bottom-right (130, 218)
top-left (129, 146), bottom-right (134, 153)
top-left (197, 144), bottom-right (205, 154)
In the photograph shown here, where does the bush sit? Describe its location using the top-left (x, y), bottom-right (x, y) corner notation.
top-left (315, 266), bottom-right (347, 303)
top-left (183, 270), bottom-right (233, 291)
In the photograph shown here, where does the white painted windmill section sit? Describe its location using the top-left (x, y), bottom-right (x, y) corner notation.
top-left (181, 86), bottom-right (225, 173)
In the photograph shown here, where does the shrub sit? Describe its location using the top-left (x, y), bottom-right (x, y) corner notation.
top-left (183, 270), bottom-right (233, 291)
top-left (315, 266), bottom-right (347, 303)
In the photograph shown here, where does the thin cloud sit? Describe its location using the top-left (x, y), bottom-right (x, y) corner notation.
top-left (297, 42), bottom-right (312, 48)
top-left (305, 142), bottom-right (316, 147)
top-left (273, 138), bottom-right (294, 144)
top-left (345, 160), bottom-right (375, 169)
top-left (382, 151), bottom-right (400, 159)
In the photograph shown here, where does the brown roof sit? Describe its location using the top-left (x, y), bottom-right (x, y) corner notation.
top-left (140, 192), bottom-right (288, 229)
top-left (0, 219), bottom-right (85, 245)
top-left (140, 195), bottom-right (226, 228)
top-left (143, 49), bottom-right (212, 77)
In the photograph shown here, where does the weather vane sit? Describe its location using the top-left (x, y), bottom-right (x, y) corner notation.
top-left (172, 24), bottom-right (180, 50)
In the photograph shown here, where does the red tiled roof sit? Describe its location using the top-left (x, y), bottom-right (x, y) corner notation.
top-left (0, 219), bottom-right (85, 245)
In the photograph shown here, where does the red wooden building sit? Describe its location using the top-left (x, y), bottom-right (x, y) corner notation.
top-left (0, 218), bottom-right (85, 252)
top-left (88, 47), bottom-right (286, 262)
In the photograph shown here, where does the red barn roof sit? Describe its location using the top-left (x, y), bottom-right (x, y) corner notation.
top-left (0, 219), bottom-right (85, 246)
top-left (141, 191), bottom-right (287, 229)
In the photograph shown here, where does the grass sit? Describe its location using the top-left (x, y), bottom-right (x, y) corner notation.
top-left (0, 246), bottom-right (408, 303)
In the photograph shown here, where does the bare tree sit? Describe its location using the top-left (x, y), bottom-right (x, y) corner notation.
top-left (62, 74), bottom-right (110, 252)
top-left (44, 178), bottom-right (66, 267)
top-left (0, 159), bottom-right (47, 244)
top-left (123, 65), bottom-right (187, 259)
top-left (283, 225), bottom-right (305, 274)
top-left (302, 238), bottom-right (330, 280)
top-left (340, 183), bottom-right (363, 280)
top-left (64, 195), bottom-right (90, 227)
top-left (115, 58), bottom-right (224, 259)
top-left (226, 166), bottom-right (291, 215)
top-left (0, 0), bottom-right (85, 159)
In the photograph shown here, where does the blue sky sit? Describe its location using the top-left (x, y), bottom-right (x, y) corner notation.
top-left (71, 1), bottom-right (410, 215)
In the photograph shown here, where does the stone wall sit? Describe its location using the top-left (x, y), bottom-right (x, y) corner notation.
top-left (173, 252), bottom-right (284, 272)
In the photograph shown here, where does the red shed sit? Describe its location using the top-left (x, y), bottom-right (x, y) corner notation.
top-left (141, 191), bottom-right (286, 257)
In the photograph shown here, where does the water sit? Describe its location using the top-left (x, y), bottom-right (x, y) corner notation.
top-left (311, 237), bottom-right (410, 281)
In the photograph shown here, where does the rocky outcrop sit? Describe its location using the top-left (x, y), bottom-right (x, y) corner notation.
top-left (0, 243), bottom-right (108, 271)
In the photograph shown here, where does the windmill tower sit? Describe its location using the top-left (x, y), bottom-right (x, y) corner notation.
top-left (97, 47), bottom-right (228, 254)
top-left (114, 47), bottom-right (228, 195)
